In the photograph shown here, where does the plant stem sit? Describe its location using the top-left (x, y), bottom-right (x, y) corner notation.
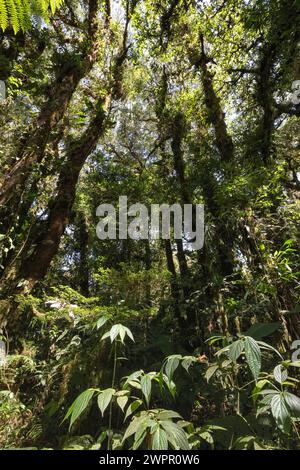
top-left (108, 340), bottom-right (117, 450)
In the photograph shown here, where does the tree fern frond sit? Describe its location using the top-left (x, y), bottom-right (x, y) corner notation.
top-left (32, 0), bottom-right (49, 18)
top-left (50, 0), bottom-right (64, 15)
top-left (0, 0), bottom-right (8, 32)
top-left (20, 0), bottom-right (32, 31)
top-left (5, 0), bottom-right (20, 34)
top-left (13, 0), bottom-right (33, 32)
top-left (0, 0), bottom-right (65, 33)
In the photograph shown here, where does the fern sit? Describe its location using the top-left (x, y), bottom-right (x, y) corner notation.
top-left (0, 0), bottom-right (65, 33)
top-left (49, 0), bottom-right (64, 15)
top-left (5, 0), bottom-right (20, 34)
top-left (0, 0), bottom-right (8, 32)
top-left (14, 0), bottom-right (31, 32)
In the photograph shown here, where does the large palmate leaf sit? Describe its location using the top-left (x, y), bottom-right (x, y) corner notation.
top-left (101, 324), bottom-right (134, 344)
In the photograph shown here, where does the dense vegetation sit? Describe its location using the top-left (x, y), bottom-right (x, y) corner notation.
top-left (0, 0), bottom-right (300, 451)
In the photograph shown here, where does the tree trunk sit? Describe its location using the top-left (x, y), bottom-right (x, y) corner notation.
top-left (77, 211), bottom-right (90, 297)
top-left (0, 0), bottom-right (100, 208)
top-left (193, 35), bottom-right (234, 163)
top-left (18, 102), bottom-right (109, 293)
top-left (165, 239), bottom-right (181, 320)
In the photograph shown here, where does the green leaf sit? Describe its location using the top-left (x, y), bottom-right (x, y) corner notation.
top-left (165, 355), bottom-right (181, 380)
top-left (288, 361), bottom-right (300, 368)
top-left (123, 413), bottom-right (150, 442)
top-left (205, 335), bottom-right (225, 345)
top-left (181, 356), bottom-right (197, 372)
top-left (163, 375), bottom-right (177, 398)
top-left (123, 370), bottom-right (143, 389)
top-left (124, 399), bottom-right (142, 421)
top-left (119, 324), bottom-right (127, 343)
top-left (50, 0), bottom-right (64, 15)
top-left (273, 365), bottom-right (288, 384)
top-left (117, 395), bottom-right (129, 412)
top-left (114, 390), bottom-right (129, 397)
top-left (284, 392), bottom-right (300, 417)
top-left (152, 427), bottom-right (168, 450)
top-left (124, 326), bottom-right (134, 342)
top-left (228, 339), bottom-right (244, 362)
top-left (233, 435), bottom-right (255, 450)
top-left (271, 393), bottom-right (291, 433)
top-left (244, 337), bottom-right (261, 381)
top-left (0, 0), bottom-right (8, 31)
top-left (251, 379), bottom-right (269, 403)
top-left (101, 331), bottom-right (111, 341)
top-left (132, 421), bottom-right (148, 450)
top-left (110, 324), bottom-right (121, 342)
top-left (101, 324), bottom-right (134, 343)
top-left (141, 374), bottom-right (152, 407)
top-left (97, 388), bottom-right (115, 417)
top-left (243, 322), bottom-right (280, 340)
top-left (157, 410), bottom-right (182, 421)
top-left (160, 420), bottom-right (190, 450)
top-left (96, 315), bottom-right (109, 330)
top-left (259, 390), bottom-right (278, 407)
top-left (64, 388), bottom-right (96, 429)
top-left (0, 0), bottom-right (65, 33)
top-left (199, 430), bottom-right (214, 445)
top-left (205, 364), bottom-right (219, 382)
top-left (256, 340), bottom-right (283, 359)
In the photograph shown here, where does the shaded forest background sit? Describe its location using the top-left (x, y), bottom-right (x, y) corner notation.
top-left (0, 0), bottom-right (300, 450)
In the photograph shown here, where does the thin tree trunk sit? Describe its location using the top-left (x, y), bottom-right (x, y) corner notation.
top-left (78, 211), bottom-right (90, 297)
top-left (165, 240), bottom-right (181, 320)
top-left (144, 239), bottom-right (152, 306)
top-left (192, 34), bottom-right (234, 163)
top-left (170, 112), bottom-right (193, 302)
top-left (189, 38), bottom-right (235, 276)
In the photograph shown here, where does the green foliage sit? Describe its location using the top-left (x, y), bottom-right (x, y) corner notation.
top-left (63, 388), bottom-right (97, 431)
top-left (101, 324), bottom-right (134, 344)
top-left (61, 319), bottom-right (300, 450)
top-left (0, 0), bottom-right (64, 33)
top-left (244, 322), bottom-right (281, 340)
top-left (0, 391), bottom-right (30, 448)
top-left (123, 409), bottom-right (189, 450)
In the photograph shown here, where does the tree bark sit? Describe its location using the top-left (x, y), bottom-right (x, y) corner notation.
top-left (165, 239), bottom-right (181, 320)
top-left (18, 101), bottom-right (109, 292)
top-left (77, 211), bottom-right (90, 297)
top-left (192, 34), bottom-right (234, 163)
